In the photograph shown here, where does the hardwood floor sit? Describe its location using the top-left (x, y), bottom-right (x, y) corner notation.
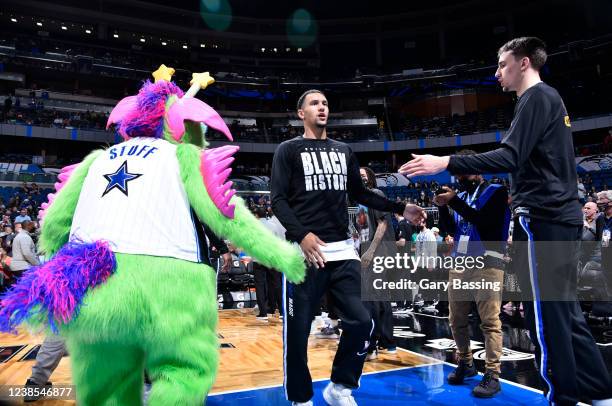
top-left (0, 309), bottom-right (432, 404)
top-left (213, 309), bottom-right (430, 394)
top-left (0, 331), bottom-right (74, 405)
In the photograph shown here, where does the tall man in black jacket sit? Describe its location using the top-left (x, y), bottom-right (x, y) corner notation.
top-left (400, 37), bottom-right (611, 406)
top-left (272, 90), bottom-right (425, 406)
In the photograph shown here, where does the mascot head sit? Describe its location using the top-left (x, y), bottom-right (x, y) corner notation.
top-left (106, 64), bottom-right (233, 147)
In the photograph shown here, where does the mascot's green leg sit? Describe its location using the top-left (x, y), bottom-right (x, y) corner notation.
top-left (143, 261), bottom-right (219, 406)
top-left (60, 254), bottom-right (219, 406)
top-left (65, 338), bottom-right (145, 405)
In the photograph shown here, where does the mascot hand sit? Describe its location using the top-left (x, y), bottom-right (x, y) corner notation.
top-left (282, 248), bottom-right (306, 284)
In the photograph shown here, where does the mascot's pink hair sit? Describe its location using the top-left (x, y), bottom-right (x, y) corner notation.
top-left (119, 80), bottom-right (183, 139)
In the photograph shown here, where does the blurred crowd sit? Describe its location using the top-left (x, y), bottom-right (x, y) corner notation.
top-left (0, 182), bottom-right (47, 288)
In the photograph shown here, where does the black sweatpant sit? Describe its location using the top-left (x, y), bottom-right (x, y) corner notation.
top-left (323, 290), bottom-right (340, 320)
top-left (513, 217), bottom-right (612, 405)
top-left (364, 301), bottom-right (395, 352)
top-left (266, 268), bottom-right (283, 316)
top-left (283, 259), bottom-right (373, 403)
top-left (254, 262), bottom-right (269, 317)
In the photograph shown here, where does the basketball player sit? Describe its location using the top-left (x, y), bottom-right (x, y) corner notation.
top-left (400, 37), bottom-right (612, 405)
top-left (272, 90), bottom-right (425, 406)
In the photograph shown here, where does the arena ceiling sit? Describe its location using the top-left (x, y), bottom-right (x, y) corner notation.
top-left (136, 0), bottom-right (475, 19)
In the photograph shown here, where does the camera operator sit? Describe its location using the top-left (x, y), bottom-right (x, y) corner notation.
top-left (435, 150), bottom-right (510, 398)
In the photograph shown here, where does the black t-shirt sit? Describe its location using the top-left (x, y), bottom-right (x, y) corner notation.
top-left (271, 136), bottom-right (405, 243)
top-left (448, 82), bottom-right (582, 225)
top-left (397, 219), bottom-right (413, 242)
top-left (601, 215), bottom-right (612, 272)
top-left (194, 217), bottom-right (229, 267)
top-left (365, 189), bottom-right (396, 242)
top-left (580, 214), bottom-right (604, 264)
top-left (357, 188), bottom-right (396, 246)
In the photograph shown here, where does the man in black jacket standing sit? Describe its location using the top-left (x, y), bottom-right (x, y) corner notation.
top-left (435, 155), bottom-right (510, 398)
top-left (272, 89), bottom-right (425, 406)
top-left (400, 37), bottom-right (611, 406)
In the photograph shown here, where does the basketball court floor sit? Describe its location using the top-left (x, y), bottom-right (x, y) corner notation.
top-left (0, 307), bottom-right (610, 405)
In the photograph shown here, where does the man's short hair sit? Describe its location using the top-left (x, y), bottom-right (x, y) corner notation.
top-left (454, 150), bottom-right (483, 177)
top-left (456, 149), bottom-right (477, 156)
top-left (498, 37), bottom-right (547, 71)
top-left (296, 89), bottom-right (325, 111)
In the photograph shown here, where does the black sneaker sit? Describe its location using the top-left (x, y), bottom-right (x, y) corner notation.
top-left (24, 379), bottom-right (52, 402)
top-left (472, 371), bottom-right (501, 398)
top-left (447, 360), bottom-right (477, 384)
top-left (314, 325), bottom-right (340, 339)
top-left (413, 294), bottom-right (425, 307)
top-left (365, 349), bottom-right (378, 361)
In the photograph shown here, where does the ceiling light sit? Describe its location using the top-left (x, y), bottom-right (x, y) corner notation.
top-left (36, 22), bottom-right (42, 27)
top-left (140, 38), bottom-right (145, 43)
top-left (113, 33), bottom-right (119, 38)
top-left (161, 41), bottom-right (167, 46)
top-left (85, 29), bottom-right (92, 34)
top-left (10, 18), bottom-right (17, 23)
top-left (61, 26), bottom-right (67, 30)
top-left (182, 45), bottom-right (188, 49)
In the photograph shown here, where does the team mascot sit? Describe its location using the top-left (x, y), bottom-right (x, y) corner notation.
top-left (0, 65), bottom-right (305, 405)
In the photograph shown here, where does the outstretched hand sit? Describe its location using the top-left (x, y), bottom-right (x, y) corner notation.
top-left (399, 154), bottom-right (450, 178)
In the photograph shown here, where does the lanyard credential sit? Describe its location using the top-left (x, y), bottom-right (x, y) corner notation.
top-left (605, 216), bottom-right (612, 232)
top-left (456, 183), bottom-right (482, 255)
top-left (603, 216), bottom-right (612, 248)
top-left (457, 184), bottom-right (481, 234)
top-left (465, 184), bottom-right (482, 207)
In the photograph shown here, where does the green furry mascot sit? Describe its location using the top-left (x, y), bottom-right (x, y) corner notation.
top-left (0, 65), bottom-right (305, 405)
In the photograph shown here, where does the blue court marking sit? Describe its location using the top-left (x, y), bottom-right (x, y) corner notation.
top-left (207, 360), bottom-right (548, 406)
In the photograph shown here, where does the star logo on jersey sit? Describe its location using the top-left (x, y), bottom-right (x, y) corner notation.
top-left (102, 160), bottom-right (142, 197)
